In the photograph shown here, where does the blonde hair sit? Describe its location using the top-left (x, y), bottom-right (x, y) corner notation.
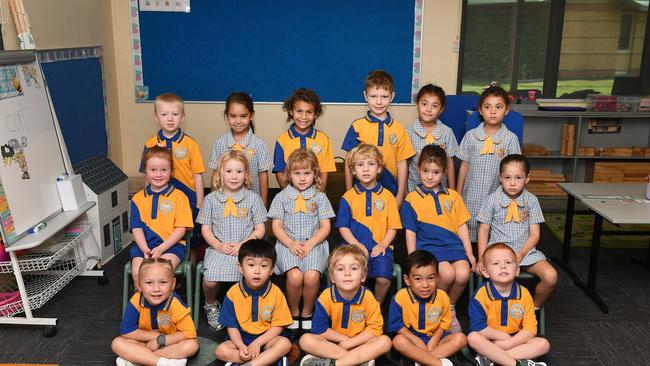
top-left (328, 245), bottom-right (368, 279)
top-left (154, 92), bottom-right (184, 114)
top-left (346, 143), bottom-right (385, 174)
top-left (285, 148), bottom-right (322, 190)
top-left (212, 150), bottom-right (252, 191)
top-left (138, 258), bottom-right (174, 281)
top-left (482, 243), bottom-right (517, 264)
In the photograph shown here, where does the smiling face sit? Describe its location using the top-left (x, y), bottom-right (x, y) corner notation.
top-left (330, 253), bottom-right (366, 297)
top-left (226, 102), bottom-right (253, 136)
top-left (417, 93), bottom-right (444, 125)
top-left (221, 159), bottom-right (246, 194)
top-left (291, 100), bottom-right (316, 134)
top-left (139, 264), bottom-right (175, 306)
top-left (364, 86), bottom-right (394, 120)
top-left (154, 101), bottom-right (184, 136)
top-left (145, 156), bottom-right (171, 192)
top-left (404, 264), bottom-right (438, 299)
top-left (238, 255), bottom-right (274, 291)
top-left (483, 247), bottom-right (519, 286)
top-left (419, 160), bottom-right (444, 191)
top-left (499, 161), bottom-right (530, 198)
top-left (479, 95), bottom-right (509, 128)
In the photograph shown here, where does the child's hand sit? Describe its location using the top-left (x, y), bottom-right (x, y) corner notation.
top-left (353, 243), bottom-right (369, 257)
top-left (142, 247), bottom-right (152, 259)
top-left (426, 337), bottom-right (439, 351)
top-left (247, 341), bottom-right (262, 359)
top-left (288, 240), bottom-right (304, 257)
top-left (338, 336), bottom-right (353, 350)
top-left (370, 244), bottom-right (387, 258)
top-left (515, 251), bottom-right (524, 264)
top-left (150, 246), bottom-right (164, 259)
top-left (238, 345), bottom-right (251, 361)
top-left (146, 337), bottom-right (159, 351)
top-left (467, 253), bottom-right (477, 271)
top-left (231, 242), bottom-right (243, 255)
top-left (298, 242), bottom-right (313, 259)
top-left (473, 262), bottom-right (485, 276)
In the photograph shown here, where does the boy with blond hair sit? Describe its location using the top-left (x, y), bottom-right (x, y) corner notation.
top-left (341, 70), bottom-right (415, 207)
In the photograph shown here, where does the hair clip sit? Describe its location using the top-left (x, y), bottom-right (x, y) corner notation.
top-left (483, 81), bottom-right (499, 90)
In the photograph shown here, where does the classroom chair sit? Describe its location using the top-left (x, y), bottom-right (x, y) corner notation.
top-left (465, 109), bottom-right (524, 148)
top-left (468, 271), bottom-right (546, 336)
top-left (122, 232), bottom-right (193, 315)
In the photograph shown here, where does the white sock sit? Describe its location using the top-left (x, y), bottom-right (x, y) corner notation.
top-left (157, 357), bottom-right (187, 366)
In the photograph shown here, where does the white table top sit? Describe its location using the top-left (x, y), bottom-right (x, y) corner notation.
top-left (557, 183), bottom-right (650, 224)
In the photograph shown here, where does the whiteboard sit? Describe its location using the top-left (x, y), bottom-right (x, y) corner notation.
top-left (0, 51), bottom-right (67, 244)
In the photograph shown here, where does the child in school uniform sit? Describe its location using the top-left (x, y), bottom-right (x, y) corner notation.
top-left (273, 88), bottom-right (336, 190)
top-left (407, 83), bottom-right (459, 192)
top-left (215, 239), bottom-right (293, 366)
top-left (140, 93), bottom-right (206, 263)
top-left (468, 244), bottom-right (550, 366)
top-left (341, 70), bottom-right (415, 207)
top-left (112, 258), bottom-right (199, 366)
top-left (389, 250), bottom-right (466, 366)
top-left (299, 245), bottom-right (392, 366)
top-left (130, 146), bottom-right (193, 288)
top-left (197, 150), bottom-right (267, 332)
top-left (456, 83), bottom-right (521, 243)
top-left (336, 144), bottom-right (402, 304)
top-left (400, 144), bottom-right (475, 333)
top-left (208, 92), bottom-right (273, 206)
top-left (476, 154), bottom-right (558, 308)
top-left (268, 148), bottom-right (336, 331)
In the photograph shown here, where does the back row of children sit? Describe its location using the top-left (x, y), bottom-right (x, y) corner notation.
top-left (123, 70), bottom-right (557, 365)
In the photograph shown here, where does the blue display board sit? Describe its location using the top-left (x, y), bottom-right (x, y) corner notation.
top-left (41, 57), bottom-right (108, 164)
top-left (137, 0), bottom-right (416, 102)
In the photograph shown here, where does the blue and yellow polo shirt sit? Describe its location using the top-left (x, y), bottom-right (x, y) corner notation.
top-left (219, 280), bottom-right (292, 337)
top-left (335, 183), bottom-right (402, 251)
top-left (388, 288), bottom-right (451, 340)
top-left (140, 129), bottom-right (206, 207)
top-left (469, 281), bottom-right (537, 335)
top-left (400, 184), bottom-right (471, 253)
top-left (273, 124), bottom-right (336, 174)
top-left (130, 184), bottom-right (194, 249)
top-left (312, 286), bottom-right (384, 337)
top-left (341, 112), bottom-right (415, 195)
top-left (120, 291), bottom-right (196, 339)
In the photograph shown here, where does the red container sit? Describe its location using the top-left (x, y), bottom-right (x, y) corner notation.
top-left (594, 95), bottom-right (617, 112)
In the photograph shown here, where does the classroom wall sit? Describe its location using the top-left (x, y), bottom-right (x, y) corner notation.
top-left (2, 0), bottom-right (124, 167)
top-left (4, 0), bottom-right (463, 188)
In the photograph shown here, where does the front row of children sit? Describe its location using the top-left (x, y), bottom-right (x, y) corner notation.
top-left (113, 241), bottom-right (548, 366)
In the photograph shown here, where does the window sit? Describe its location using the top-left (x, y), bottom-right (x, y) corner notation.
top-left (459, 0), bottom-right (649, 97)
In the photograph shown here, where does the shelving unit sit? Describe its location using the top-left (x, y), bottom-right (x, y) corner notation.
top-left (521, 111), bottom-right (650, 184)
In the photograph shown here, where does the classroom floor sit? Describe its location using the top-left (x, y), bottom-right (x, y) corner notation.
top-left (0, 223), bottom-right (648, 365)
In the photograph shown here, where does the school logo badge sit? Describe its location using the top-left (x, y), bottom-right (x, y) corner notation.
top-left (389, 133), bottom-right (398, 145)
top-left (159, 199), bottom-right (174, 214)
top-left (496, 147), bottom-right (505, 158)
top-left (520, 208), bottom-right (529, 222)
top-left (443, 199), bottom-right (453, 213)
top-left (310, 143), bottom-right (322, 155)
top-left (427, 307), bottom-right (441, 323)
top-left (509, 304), bottom-right (524, 319)
top-left (245, 148), bottom-right (255, 158)
top-left (174, 146), bottom-right (188, 160)
top-left (308, 202), bottom-right (318, 215)
top-left (351, 310), bottom-right (366, 323)
top-left (261, 306), bottom-right (274, 321)
top-left (238, 207), bottom-right (248, 218)
top-left (157, 313), bottom-right (172, 326)
top-left (373, 198), bottom-right (385, 212)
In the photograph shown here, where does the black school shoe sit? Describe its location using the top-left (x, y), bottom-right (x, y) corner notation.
top-left (517, 361), bottom-right (547, 366)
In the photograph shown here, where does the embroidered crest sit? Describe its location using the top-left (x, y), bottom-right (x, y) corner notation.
top-left (443, 199), bottom-right (453, 213)
top-left (157, 313), bottom-right (172, 326)
top-left (389, 133), bottom-right (398, 145)
top-left (351, 310), bottom-right (366, 323)
top-left (308, 202), bottom-right (318, 215)
top-left (509, 304), bottom-right (524, 319)
top-left (310, 143), bottom-right (322, 155)
top-left (261, 305), bottom-right (274, 321)
top-left (238, 207), bottom-right (248, 218)
top-left (373, 198), bottom-right (385, 212)
top-left (496, 147), bottom-right (505, 158)
top-left (245, 148), bottom-right (255, 158)
top-left (520, 208), bottom-right (529, 222)
top-left (174, 146), bottom-right (188, 160)
top-left (159, 199), bottom-right (174, 214)
top-left (427, 307), bottom-right (441, 323)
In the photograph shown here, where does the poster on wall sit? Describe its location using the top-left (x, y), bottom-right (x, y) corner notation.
top-left (139, 0), bottom-right (190, 12)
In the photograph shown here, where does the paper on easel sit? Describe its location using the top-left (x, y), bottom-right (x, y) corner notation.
top-left (56, 174), bottom-right (87, 211)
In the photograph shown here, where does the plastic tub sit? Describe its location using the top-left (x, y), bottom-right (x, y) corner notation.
top-left (616, 96), bottom-right (640, 112)
top-left (594, 95), bottom-right (617, 112)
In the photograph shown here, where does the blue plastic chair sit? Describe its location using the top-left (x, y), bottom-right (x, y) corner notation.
top-left (465, 110), bottom-right (524, 148)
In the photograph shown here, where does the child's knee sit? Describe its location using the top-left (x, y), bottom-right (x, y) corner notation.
top-left (299, 333), bottom-right (316, 349)
top-left (447, 332), bottom-right (468, 348)
top-left (467, 331), bottom-right (485, 348)
top-left (215, 342), bottom-right (229, 358)
top-left (275, 336), bottom-right (292, 353)
top-left (454, 268), bottom-right (470, 284)
top-left (542, 267), bottom-right (559, 286)
top-left (203, 280), bottom-right (218, 289)
top-left (182, 338), bottom-right (200, 356)
top-left (375, 277), bottom-right (390, 286)
top-left (303, 270), bottom-right (321, 285)
top-left (286, 269), bottom-right (303, 285)
top-left (375, 335), bottom-right (392, 352)
top-left (534, 337), bottom-right (551, 354)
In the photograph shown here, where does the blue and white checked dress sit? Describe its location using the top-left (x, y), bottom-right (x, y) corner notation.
top-left (406, 119), bottom-right (459, 192)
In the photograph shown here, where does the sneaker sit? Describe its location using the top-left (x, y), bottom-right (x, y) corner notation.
top-left (441, 358), bottom-right (453, 366)
top-left (475, 354), bottom-right (493, 366)
top-left (450, 307), bottom-right (462, 333)
top-left (157, 358), bottom-right (187, 366)
top-left (359, 360), bottom-right (375, 366)
top-left (517, 361), bottom-right (547, 366)
top-left (300, 355), bottom-right (332, 366)
top-left (204, 302), bottom-right (224, 331)
top-left (116, 357), bottom-right (137, 366)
